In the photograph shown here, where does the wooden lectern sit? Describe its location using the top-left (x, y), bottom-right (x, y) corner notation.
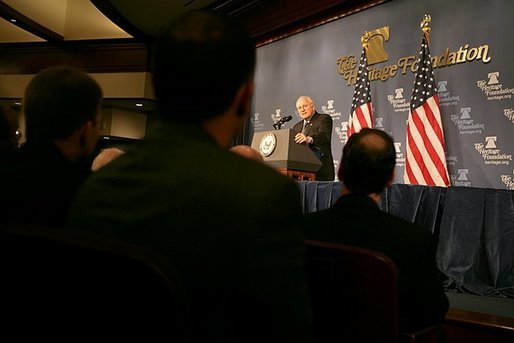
top-left (251, 129), bottom-right (322, 181)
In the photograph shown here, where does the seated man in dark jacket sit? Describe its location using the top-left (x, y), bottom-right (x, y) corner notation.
top-left (305, 128), bottom-right (448, 331)
top-left (0, 66), bottom-right (103, 227)
top-left (67, 10), bottom-right (311, 342)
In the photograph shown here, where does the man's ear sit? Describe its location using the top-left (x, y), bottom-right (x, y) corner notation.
top-left (236, 81), bottom-right (254, 118)
top-left (78, 121), bottom-right (92, 147)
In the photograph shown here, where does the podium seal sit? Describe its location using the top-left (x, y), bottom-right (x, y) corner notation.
top-left (259, 132), bottom-right (277, 157)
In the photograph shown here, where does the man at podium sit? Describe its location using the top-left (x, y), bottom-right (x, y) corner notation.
top-left (292, 96), bottom-right (335, 181)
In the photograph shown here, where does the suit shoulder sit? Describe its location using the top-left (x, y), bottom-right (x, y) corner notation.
top-left (316, 112), bottom-right (332, 120)
top-left (383, 212), bottom-right (433, 240)
top-left (225, 150), bottom-right (297, 188)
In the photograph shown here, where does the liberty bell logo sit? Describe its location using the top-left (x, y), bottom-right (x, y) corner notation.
top-left (457, 169), bottom-right (469, 181)
top-left (460, 107), bottom-right (471, 120)
top-left (365, 26), bottom-right (390, 65)
top-left (485, 136), bottom-right (497, 149)
top-left (487, 72), bottom-right (499, 85)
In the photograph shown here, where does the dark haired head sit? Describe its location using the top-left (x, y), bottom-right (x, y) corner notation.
top-left (338, 128), bottom-right (396, 195)
top-left (24, 66), bottom-right (102, 142)
top-left (152, 10), bottom-right (256, 122)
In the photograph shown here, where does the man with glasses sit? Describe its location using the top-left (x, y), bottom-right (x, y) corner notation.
top-left (0, 66), bottom-right (103, 227)
top-left (293, 95), bottom-right (335, 181)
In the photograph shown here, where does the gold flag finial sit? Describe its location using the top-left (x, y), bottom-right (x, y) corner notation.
top-left (421, 14), bottom-right (431, 35)
top-left (361, 31), bottom-right (370, 49)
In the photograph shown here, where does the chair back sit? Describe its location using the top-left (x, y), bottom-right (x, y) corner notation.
top-left (0, 223), bottom-right (189, 341)
top-left (305, 239), bottom-right (399, 342)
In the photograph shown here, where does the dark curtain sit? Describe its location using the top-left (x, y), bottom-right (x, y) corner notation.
top-left (297, 181), bottom-right (514, 298)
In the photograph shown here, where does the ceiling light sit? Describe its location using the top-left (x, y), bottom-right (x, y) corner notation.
top-left (136, 103), bottom-right (143, 107)
top-left (10, 19), bottom-right (16, 23)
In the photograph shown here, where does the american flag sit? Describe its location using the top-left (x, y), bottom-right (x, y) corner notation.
top-left (404, 34), bottom-right (450, 187)
top-left (347, 47), bottom-right (373, 139)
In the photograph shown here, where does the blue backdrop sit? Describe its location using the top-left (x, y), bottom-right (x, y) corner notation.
top-left (252, 0), bottom-right (514, 189)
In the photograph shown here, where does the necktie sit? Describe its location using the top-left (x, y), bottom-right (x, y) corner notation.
top-left (302, 121), bottom-right (309, 134)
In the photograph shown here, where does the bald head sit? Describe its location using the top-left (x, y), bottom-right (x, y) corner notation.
top-left (230, 145), bottom-right (264, 162)
top-left (339, 128), bottom-right (396, 195)
top-left (91, 147), bottom-right (125, 172)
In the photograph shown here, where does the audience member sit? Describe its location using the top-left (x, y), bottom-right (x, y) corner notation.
top-left (0, 66), bottom-right (103, 227)
top-left (67, 10), bottom-right (311, 342)
top-left (0, 105), bottom-right (20, 156)
top-left (305, 128), bottom-right (448, 331)
top-left (91, 147), bottom-right (125, 171)
top-left (229, 144), bottom-right (264, 162)
top-left (292, 95), bottom-right (335, 181)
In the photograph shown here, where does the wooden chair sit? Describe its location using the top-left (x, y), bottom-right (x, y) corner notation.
top-left (0, 223), bottom-right (189, 341)
top-left (305, 240), bottom-right (444, 343)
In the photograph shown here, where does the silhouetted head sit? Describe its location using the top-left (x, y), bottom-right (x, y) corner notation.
top-left (24, 66), bottom-right (103, 143)
top-left (230, 144), bottom-right (263, 162)
top-left (338, 128), bottom-right (396, 195)
top-left (152, 10), bottom-right (256, 123)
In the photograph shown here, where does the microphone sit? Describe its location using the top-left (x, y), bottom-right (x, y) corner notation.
top-left (273, 116), bottom-right (293, 130)
top-left (278, 116), bottom-right (292, 124)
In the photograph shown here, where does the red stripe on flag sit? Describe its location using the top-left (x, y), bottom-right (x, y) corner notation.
top-left (355, 103), bottom-right (371, 130)
top-left (405, 124), bottom-right (419, 184)
top-left (410, 108), bottom-right (436, 185)
top-left (420, 99), bottom-right (450, 184)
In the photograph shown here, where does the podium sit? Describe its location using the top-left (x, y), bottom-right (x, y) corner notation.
top-left (251, 129), bottom-right (322, 181)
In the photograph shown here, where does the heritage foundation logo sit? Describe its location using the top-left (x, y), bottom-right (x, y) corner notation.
top-left (437, 80), bottom-right (460, 107)
top-left (504, 108), bottom-right (514, 124)
top-left (446, 154), bottom-right (458, 167)
top-left (321, 99), bottom-right (342, 120)
top-left (476, 71), bottom-right (514, 101)
top-left (394, 142), bottom-right (405, 167)
top-left (270, 109), bottom-right (289, 128)
top-left (449, 106), bottom-right (485, 135)
top-left (457, 169), bottom-right (469, 181)
top-left (500, 170), bottom-right (514, 190)
top-left (252, 112), bottom-right (264, 131)
top-left (387, 88), bottom-right (410, 113)
top-left (335, 121), bottom-right (349, 144)
top-left (337, 41), bottom-right (492, 86)
top-left (488, 72), bottom-right (499, 85)
top-left (474, 136), bottom-right (513, 165)
top-left (374, 117), bottom-right (384, 129)
top-left (451, 168), bottom-right (472, 187)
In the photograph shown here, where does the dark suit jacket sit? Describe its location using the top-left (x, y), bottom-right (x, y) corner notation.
top-left (0, 141), bottom-right (91, 227)
top-left (293, 111), bottom-right (334, 181)
top-left (67, 121), bottom-right (311, 342)
top-left (304, 193), bottom-right (449, 331)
